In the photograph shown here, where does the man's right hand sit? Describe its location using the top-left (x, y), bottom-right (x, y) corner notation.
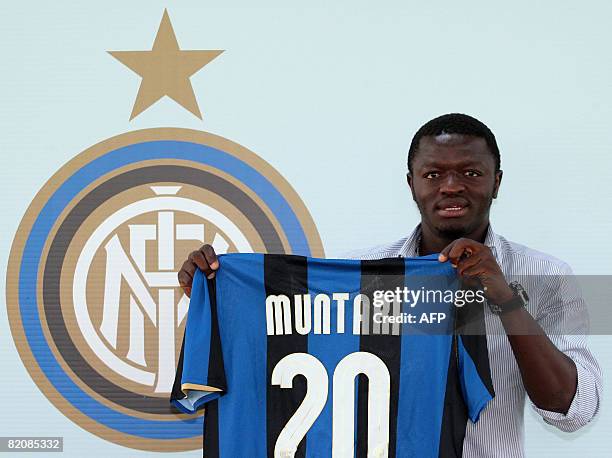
top-left (178, 244), bottom-right (219, 298)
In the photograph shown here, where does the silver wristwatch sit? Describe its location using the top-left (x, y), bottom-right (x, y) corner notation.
top-left (488, 281), bottom-right (529, 315)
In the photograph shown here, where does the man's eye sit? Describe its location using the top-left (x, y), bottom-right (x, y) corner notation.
top-left (465, 170), bottom-right (482, 177)
top-left (424, 172), bottom-right (440, 179)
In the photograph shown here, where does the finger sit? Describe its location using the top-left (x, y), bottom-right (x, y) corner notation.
top-left (459, 264), bottom-right (487, 281)
top-left (456, 253), bottom-right (483, 276)
top-left (189, 251), bottom-right (217, 279)
top-left (446, 241), bottom-right (478, 267)
top-left (177, 269), bottom-right (194, 297)
top-left (439, 239), bottom-right (474, 263)
top-left (178, 266), bottom-right (193, 285)
top-left (189, 250), bottom-right (209, 272)
top-left (438, 240), bottom-right (458, 262)
top-left (202, 244), bottom-right (219, 270)
top-left (179, 258), bottom-right (196, 278)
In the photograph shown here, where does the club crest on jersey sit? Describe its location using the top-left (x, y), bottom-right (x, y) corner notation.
top-left (6, 128), bottom-right (323, 451)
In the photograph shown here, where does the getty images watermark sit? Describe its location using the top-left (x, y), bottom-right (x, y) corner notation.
top-left (369, 286), bottom-right (486, 327)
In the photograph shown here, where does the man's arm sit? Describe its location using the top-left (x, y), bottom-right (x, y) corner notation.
top-left (525, 264), bottom-right (602, 431)
top-left (498, 307), bottom-right (577, 413)
top-left (177, 244), bottom-right (219, 297)
top-left (440, 239), bottom-right (602, 427)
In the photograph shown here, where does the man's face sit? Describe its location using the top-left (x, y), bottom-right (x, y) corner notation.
top-left (407, 134), bottom-right (502, 239)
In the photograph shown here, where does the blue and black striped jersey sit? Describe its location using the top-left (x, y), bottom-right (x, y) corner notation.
top-left (171, 253), bottom-right (494, 457)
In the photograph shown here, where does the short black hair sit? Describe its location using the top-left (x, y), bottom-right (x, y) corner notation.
top-left (407, 113), bottom-right (500, 174)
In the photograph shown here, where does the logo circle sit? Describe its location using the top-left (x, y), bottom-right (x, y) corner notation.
top-left (6, 128), bottom-right (324, 451)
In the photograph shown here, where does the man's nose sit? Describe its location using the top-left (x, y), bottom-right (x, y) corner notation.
top-left (440, 172), bottom-right (466, 194)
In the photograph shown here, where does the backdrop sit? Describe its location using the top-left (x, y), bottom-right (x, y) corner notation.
top-left (1, 0), bottom-right (610, 456)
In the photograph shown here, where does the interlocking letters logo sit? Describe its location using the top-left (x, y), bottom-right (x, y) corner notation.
top-left (6, 11), bottom-right (323, 451)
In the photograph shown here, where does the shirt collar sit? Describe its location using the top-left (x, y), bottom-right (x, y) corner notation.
top-left (398, 223), bottom-right (501, 258)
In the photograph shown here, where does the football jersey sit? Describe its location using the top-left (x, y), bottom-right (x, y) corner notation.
top-left (171, 253), bottom-right (494, 458)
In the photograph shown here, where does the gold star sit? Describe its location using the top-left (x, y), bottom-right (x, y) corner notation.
top-left (109, 9), bottom-right (223, 120)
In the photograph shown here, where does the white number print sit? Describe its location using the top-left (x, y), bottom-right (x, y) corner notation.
top-left (333, 353), bottom-right (390, 457)
top-left (271, 354), bottom-right (328, 458)
top-left (271, 351), bottom-right (391, 458)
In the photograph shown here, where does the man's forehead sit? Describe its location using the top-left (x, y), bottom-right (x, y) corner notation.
top-left (421, 132), bottom-right (485, 148)
top-left (416, 134), bottom-right (492, 164)
top-left (423, 132), bottom-right (470, 145)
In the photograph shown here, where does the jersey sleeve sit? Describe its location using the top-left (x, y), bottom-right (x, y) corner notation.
top-left (454, 294), bottom-right (496, 423)
top-left (456, 333), bottom-right (495, 422)
top-left (171, 269), bottom-right (227, 414)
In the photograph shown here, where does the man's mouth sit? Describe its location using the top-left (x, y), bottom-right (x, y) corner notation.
top-left (435, 202), bottom-right (469, 218)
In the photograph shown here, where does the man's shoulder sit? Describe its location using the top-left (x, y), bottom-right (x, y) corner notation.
top-left (339, 237), bottom-right (410, 260)
top-left (496, 233), bottom-right (573, 274)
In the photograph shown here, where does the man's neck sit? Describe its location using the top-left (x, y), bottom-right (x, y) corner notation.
top-left (418, 221), bottom-right (490, 256)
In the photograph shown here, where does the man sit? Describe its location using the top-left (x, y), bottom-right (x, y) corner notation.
top-left (177, 113), bottom-right (602, 457)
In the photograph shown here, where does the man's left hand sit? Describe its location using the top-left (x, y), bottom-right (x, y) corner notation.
top-left (439, 238), bottom-right (514, 305)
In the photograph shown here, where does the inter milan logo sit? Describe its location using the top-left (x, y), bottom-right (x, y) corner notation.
top-left (6, 128), bottom-right (323, 451)
top-left (74, 183), bottom-right (254, 395)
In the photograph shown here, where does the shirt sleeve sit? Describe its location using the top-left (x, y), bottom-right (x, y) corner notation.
top-left (170, 269), bottom-right (227, 414)
top-left (530, 263), bottom-right (602, 432)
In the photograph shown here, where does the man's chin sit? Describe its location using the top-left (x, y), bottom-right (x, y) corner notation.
top-left (433, 222), bottom-right (471, 240)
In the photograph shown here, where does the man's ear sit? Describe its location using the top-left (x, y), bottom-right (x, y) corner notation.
top-left (493, 170), bottom-right (503, 199)
top-left (407, 173), bottom-right (417, 201)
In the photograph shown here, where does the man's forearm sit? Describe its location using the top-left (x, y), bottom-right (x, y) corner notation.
top-left (500, 307), bottom-right (578, 414)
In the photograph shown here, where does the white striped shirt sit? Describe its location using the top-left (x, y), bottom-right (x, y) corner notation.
top-left (345, 224), bottom-right (602, 457)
